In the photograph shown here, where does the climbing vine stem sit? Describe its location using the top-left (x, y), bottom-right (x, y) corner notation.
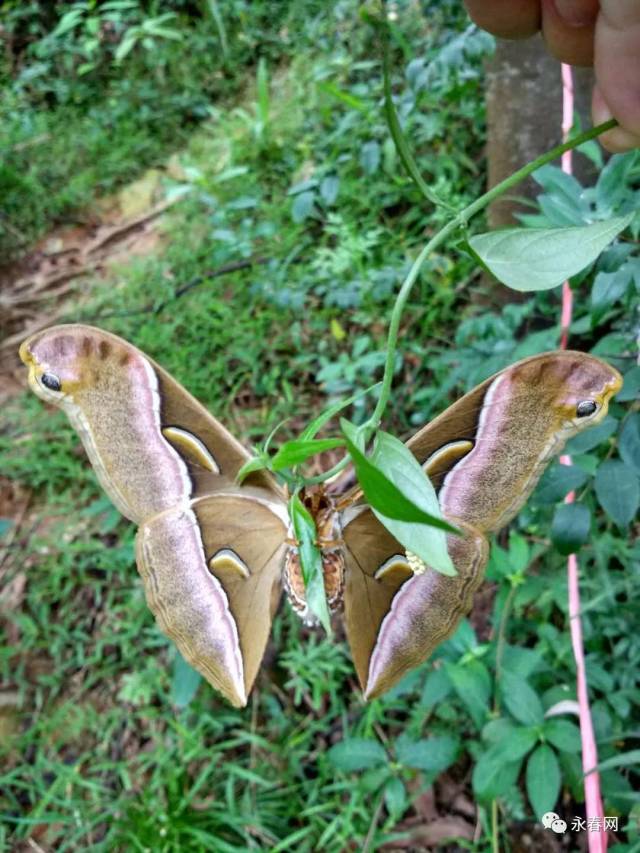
top-left (362, 117), bottom-right (617, 438)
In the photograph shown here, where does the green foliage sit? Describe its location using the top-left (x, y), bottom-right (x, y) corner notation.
top-left (1, 0), bottom-right (639, 850)
top-left (340, 420), bottom-right (458, 569)
top-left (0, 0), bottom-right (342, 256)
top-left (470, 214), bottom-right (634, 292)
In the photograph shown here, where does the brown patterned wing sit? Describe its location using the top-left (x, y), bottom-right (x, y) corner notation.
top-left (342, 507), bottom-right (488, 699)
top-left (342, 351), bottom-right (622, 700)
top-left (19, 324), bottom-right (283, 526)
top-left (136, 490), bottom-right (288, 708)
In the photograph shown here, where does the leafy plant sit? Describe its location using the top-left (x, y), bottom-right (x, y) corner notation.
top-left (2, 2), bottom-right (639, 850)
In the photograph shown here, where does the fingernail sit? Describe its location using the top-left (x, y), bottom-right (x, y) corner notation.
top-left (592, 88), bottom-right (613, 126)
top-left (592, 88), bottom-right (640, 152)
top-left (554, 0), bottom-right (597, 27)
top-left (599, 126), bottom-right (640, 153)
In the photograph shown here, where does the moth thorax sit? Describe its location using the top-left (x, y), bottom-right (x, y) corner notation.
top-left (283, 548), bottom-right (345, 626)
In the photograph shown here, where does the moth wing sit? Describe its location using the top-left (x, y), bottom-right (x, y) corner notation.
top-left (148, 352), bottom-right (283, 497)
top-left (20, 325), bottom-right (283, 527)
top-left (342, 507), bottom-right (410, 692)
top-left (136, 491), bottom-right (288, 707)
top-left (341, 351), bottom-right (622, 698)
top-left (342, 507), bottom-right (488, 699)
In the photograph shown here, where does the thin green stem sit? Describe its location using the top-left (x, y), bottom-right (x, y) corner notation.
top-left (494, 584), bottom-right (517, 710)
top-left (491, 799), bottom-right (500, 853)
top-left (364, 118), bottom-right (617, 434)
top-left (383, 35), bottom-right (455, 212)
top-left (303, 455), bottom-right (351, 485)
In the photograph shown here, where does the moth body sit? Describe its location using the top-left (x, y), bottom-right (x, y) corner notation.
top-left (283, 486), bottom-right (346, 624)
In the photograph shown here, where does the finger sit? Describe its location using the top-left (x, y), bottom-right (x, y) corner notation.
top-left (464, 0), bottom-right (541, 39)
top-left (592, 87), bottom-right (640, 152)
top-left (554, 0), bottom-right (599, 26)
top-left (541, 0), bottom-right (596, 66)
top-left (593, 0), bottom-right (640, 147)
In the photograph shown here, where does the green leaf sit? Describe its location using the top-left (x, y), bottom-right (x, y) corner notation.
top-left (551, 503), bottom-right (591, 555)
top-left (591, 268), bottom-right (632, 321)
top-left (236, 454), bottom-right (270, 482)
top-left (594, 460), bottom-right (640, 527)
top-left (300, 384), bottom-right (380, 441)
top-left (270, 438), bottom-right (345, 471)
top-left (593, 749), bottom-right (640, 774)
top-left (114, 32), bottom-right (139, 62)
top-left (171, 651), bottom-right (202, 708)
top-left (544, 719), bottom-right (581, 753)
top-left (317, 81), bottom-right (368, 112)
top-left (534, 463), bottom-right (589, 504)
top-left (395, 734), bottom-right (459, 773)
top-left (51, 8), bottom-right (85, 38)
top-left (341, 421), bottom-right (458, 575)
top-left (327, 738), bottom-right (388, 771)
top-left (360, 141), bottom-right (380, 175)
top-left (526, 745), bottom-right (561, 818)
top-left (319, 175), bottom-right (340, 206)
top-left (485, 722), bottom-right (538, 762)
top-left (472, 749), bottom-right (522, 800)
top-left (565, 415), bottom-right (618, 454)
top-left (500, 672), bottom-right (544, 726)
top-left (596, 153), bottom-right (636, 212)
top-left (291, 191), bottom-right (316, 223)
top-left (384, 777), bottom-right (407, 817)
top-left (617, 366), bottom-right (640, 402)
top-left (445, 660), bottom-right (491, 728)
top-left (469, 214), bottom-right (634, 292)
top-left (619, 414), bottom-right (640, 475)
top-left (420, 668), bottom-right (452, 708)
top-left (289, 495), bottom-right (332, 634)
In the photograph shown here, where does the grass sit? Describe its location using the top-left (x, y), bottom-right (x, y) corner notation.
top-left (1, 1), bottom-right (639, 850)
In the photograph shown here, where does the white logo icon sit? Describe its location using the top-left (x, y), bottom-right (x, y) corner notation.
top-left (542, 812), bottom-right (567, 833)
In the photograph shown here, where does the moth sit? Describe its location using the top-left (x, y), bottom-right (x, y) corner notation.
top-left (20, 325), bottom-right (622, 707)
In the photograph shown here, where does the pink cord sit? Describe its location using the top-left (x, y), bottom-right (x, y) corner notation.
top-left (559, 63), bottom-right (606, 852)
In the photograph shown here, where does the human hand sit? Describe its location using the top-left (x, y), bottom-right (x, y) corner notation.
top-left (463, 0), bottom-right (640, 152)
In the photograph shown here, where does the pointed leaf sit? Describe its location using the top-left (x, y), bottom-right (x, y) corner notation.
top-left (236, 454), bottom-right (270, 482)
top-left (396, 734), bottom-right (459, 773)
top-left (289, 495), bottom-right (332, 634)
top-left (526, 745), bottom-right (561, 818)
top-left (565, 415), bottom-right (618, 454)
top-left (534, 463), bottom-right (589, 504)
top-left (469, 214), bottom-right (633, 292)
top-left (594, 460), bottom-right (640, 527)
top-left (445, 660), bottom-right (491, 728)
top-left (328, 738), bottom-right (388, 771)
top-left (500, 672), bottom-right (544, 726)
top-left (544, 719), bottom-right (581, 753)
top-left (551, 503), bottom-right (591, 555)
top-left (341, 421), bottom-right (458, 575)
top-left (384, 777), bottom-right (407, 817)
top-left (300, 384), bottom-right (380, 440)
top-left (473, 749), bottom-right (522, 800)
top-left (619, 414), bottom-right (640, 475)
top-left (270, 438), bottom-right (345, 471)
